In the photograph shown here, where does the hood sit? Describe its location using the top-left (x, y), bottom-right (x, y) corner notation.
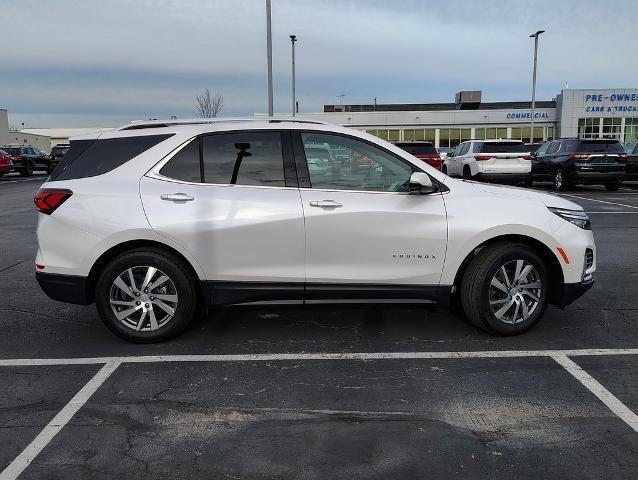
top-left (454, 179), bottom-right (582, 210)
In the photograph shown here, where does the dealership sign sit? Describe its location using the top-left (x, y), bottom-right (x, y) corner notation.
top-left (584, 92), bottom-right (638, 113)
top-left (506, 111), bottom-right (550, 119)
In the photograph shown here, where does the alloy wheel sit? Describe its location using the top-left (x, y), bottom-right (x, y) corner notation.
top-left (109, 266), bottom-right (178, 332)
top-left (554, 171), bottom-right (563, 190)
top-left (488, 259), bottom-right (542, 324)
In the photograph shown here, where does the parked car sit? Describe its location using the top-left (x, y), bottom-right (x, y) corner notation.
top-left (530, 138), bottom-right (627, 191)
top-left (0, 149), bottom-right (15, 176)
top-left (49, 144), bottom-right (70, 173)
top-left (437, 146), bottom-right (452, 161)
top-left (393, 141), bottom-right (442, 170)
top-left (1, 145), bottom-right (50, 176)
top-left (624, 140), bottom-right (638, 181)
top-left (442, 140), bottom-right (531, 184)
top-left (35, 119), bottom-right (595, 342)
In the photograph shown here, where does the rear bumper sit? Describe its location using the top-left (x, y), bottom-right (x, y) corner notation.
top-left (36, 272), bottom-right (92, 305)
top-left (571, 170), bottom-right (625, 183)
top-left (474, 172), bottom-right (529, 183)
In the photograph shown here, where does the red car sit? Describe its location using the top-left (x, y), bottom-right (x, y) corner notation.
top-left (0, 149), bottom-right (14, 176)
top-left (393, 141), bottom-right (442, 170)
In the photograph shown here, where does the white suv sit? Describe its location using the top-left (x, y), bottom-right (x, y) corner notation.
top-left (442, 139), bottom-right (532, 184)
top-left (35, 119), bottom-right (595, 342)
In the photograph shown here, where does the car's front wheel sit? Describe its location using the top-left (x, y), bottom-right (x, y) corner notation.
top-left (460, 242), bottom-right (548, 335)
top-left (95, 248), bottom-right (198, 342)
top-left (463, 165), bottom-right (472, 180)
top-left (19, 163), bottom-right (33, 177)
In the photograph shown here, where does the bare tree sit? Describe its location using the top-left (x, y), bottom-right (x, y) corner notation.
top-left (195, 88), bottom-right (224, 118)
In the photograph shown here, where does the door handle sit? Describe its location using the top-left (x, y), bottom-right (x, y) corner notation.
top-left (309, 200), bottom-right (342, 208)
top-left (160, 193), bottom-right (194, 202)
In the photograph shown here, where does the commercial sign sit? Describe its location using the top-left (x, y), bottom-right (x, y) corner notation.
top-left (506, 111), bottom-right (550, 119)
top-left (584, 92), bottom-right (638, 113)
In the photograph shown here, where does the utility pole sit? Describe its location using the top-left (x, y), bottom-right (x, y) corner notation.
top-left (266, 0), bottom-right (273, 116)
top-left (529, 30), bottom-right (545, 142)
top-left (290, 35), bottom-right (297, 116)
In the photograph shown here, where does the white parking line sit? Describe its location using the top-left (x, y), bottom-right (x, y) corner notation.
top-left (560, 193), bottom-right (638, 209)
top-left (0, 347), bottom-right (637, 366)
top-left (0, 361), bottom-right (120, 480)
top-left (0, 177), bottom-right (47, 185)
top-left (586, 211), bottom-right (638, 214)
top-left (552, 354), bottom-right (638, 433)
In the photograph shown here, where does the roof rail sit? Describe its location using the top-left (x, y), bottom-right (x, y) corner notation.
top-left (118, 117), bottom-right (328, 131)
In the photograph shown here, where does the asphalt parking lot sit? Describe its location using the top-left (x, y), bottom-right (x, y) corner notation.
top-left (1, 173), bottom-right (637, 479)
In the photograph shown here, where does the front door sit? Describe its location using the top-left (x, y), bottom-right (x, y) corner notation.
top-left (294, 131), bottom-right (448, 301)
top-left (140, 130), bottom-right (305, 304)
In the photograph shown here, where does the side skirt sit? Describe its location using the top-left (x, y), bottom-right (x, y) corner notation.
top-left (202, 281), bottom-right (451, 306)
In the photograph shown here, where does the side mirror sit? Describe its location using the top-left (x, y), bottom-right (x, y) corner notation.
top-left (409, 172), bottom-right (438, 194)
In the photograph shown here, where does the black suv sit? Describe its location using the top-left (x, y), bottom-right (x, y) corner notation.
top-left (1, 145), bottom-right (50, 176)
top-left (625, 140), bottom-right (638, 181)
top-left (49, 144), bottom-right (70, 172)
top-left (530, 138), bottom-right (627, 191)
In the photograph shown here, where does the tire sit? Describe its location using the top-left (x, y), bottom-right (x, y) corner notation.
top-left (553, 168), bottom-right (569, 191)
top-left (95, 247), bottom-right (198, 342)
top-left (46, 166), bottom-right (54, 174)
top-left (19, 163), bottom-right (33, 177)
top-left (524, 176), bottom-right (533, 187)
top-left (442, 165), bottom-right (448, 175)
top-left (463, 165), bottom-right (472, 180)
top-left (604, 183), bottom-right (621, 191)
top-left (460, 242), bottom-right (549, 335)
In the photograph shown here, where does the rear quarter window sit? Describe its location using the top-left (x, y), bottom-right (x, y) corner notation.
top-left (51, 134), bottom-right (173, 181)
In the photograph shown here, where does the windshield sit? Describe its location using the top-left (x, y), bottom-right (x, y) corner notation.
top-left (475, 142), bottom-right (527, 153)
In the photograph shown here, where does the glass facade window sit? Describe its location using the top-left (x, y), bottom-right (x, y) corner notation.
top-left (460, 128), bottom-right (471, 142)
top-left (625, 118), bottom-right (638, 143)
top-left (403, 129), bottom-right (415, 141)
top-left (511, 127), bottom-right (523, 140)
top-left (578, 118), bottom-right (600, 138)
top-left (439, 128), bottom-right (449, 148)
top-left (486, 128), bottom-right (496, 139)
top-left (474, 128), bottom-right (485, 140)
top-left (496, 128), bottom-right (507, 139)
top-left (388, 130), bottom-right (400, 141)
top-left (547, 126), bottom-right (555, 140)
top-left (449, 129), bottom-right (461, 148)
top-left (602, 117), bottom-right (622, 139)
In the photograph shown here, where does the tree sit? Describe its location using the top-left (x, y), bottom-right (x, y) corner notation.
top-left (195, 88), bottom-right (224, 118)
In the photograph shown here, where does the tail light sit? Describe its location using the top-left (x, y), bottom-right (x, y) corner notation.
top-left (569, 153), bottom-right (590, 160)
top-left (619, 153), bottom-right (628, 161)
top-left (34, 188), bottom-right (72, 215)
top-left (523, 155), bottom-right (534, 160)
top-left (474, 155), bottom-right (492, 161)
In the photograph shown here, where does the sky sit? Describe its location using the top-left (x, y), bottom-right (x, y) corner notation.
top-left (1, 0), bottom-right (636, 128)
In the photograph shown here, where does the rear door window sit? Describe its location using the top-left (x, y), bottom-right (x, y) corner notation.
top-left (159, 139), bottom-right (202, 183)
top-left (202, 132), bottom-right (285, 187)
top-left (51, 134), bottom-right (173, 181)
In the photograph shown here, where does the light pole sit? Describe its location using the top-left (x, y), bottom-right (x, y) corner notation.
top-left (529, 30), bottom-right (545, 142)
top-left (290, 35), bottom-right (297, 116)
top-left (266, 0), bottom-right (273, 116)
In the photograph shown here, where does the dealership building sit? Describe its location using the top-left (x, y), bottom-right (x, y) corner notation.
top-left (265, 88), bottom-right (638, 148)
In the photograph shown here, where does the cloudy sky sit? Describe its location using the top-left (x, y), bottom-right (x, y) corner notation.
top-left (2, 0), bottom-right (636, 128)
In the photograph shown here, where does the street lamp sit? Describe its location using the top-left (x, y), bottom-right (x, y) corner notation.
top-left (266, 0), bottom-right (273, 116)
top-left (529, 30), bottom-right (545, 142)
top-left (290, 35), bottom-right (297, 116)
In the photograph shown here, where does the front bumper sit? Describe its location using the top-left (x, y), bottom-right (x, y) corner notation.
top-left (36, 272), bottom-right (92, 305)
top-left (554, 279), bottom-right (594, 308)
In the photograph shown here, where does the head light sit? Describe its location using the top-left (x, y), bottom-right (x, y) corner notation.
top-left (548, 207), bottom-right (591, 230)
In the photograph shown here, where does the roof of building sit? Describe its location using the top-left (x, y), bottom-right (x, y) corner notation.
top-left (324, 100), bottom-right (557, 113)
top-left (21, 127), bottom-right (115, 138)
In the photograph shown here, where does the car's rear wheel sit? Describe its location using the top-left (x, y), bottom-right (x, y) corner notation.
top-left (460, 242), bottom-right (548, 335)
top-left (19, 163), bottom-right (33, 177)
top-left (604, 182), bottom-right (621, 191)
top-left (463, 165), bottom-right (472, 180)
top-left (95, 248), bottom-right (198, 342)
top-left (553, 169), bottom-right (569, 191)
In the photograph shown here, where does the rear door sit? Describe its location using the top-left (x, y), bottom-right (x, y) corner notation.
top-left (294, 131), bottom-right (447, 301)
top-left (140, 130), bottom-right (306, 304)
top-left (475, 141), bottom-right (530, 174)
